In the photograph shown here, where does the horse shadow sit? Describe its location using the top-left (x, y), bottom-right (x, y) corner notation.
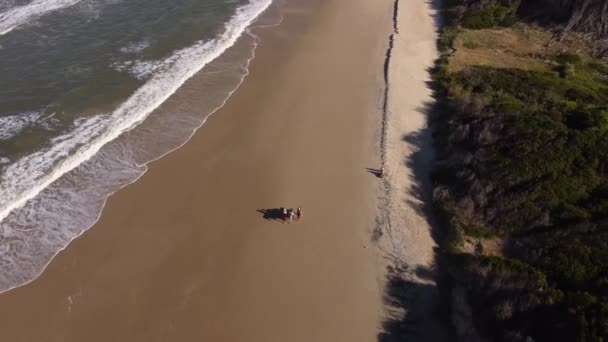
top-left (257, 208), bottom-right (288, 222)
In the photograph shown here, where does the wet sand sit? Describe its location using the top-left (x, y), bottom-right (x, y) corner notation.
top-left (0, 0), bottom-right (394, 341)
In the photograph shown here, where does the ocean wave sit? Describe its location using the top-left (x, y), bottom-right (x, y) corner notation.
top-left (0, 0), bottom-right (84, 35)
top-left (0, 112), bottom-right (41, 140)
top-left (0, 0), bottom-right (275, 293)
top-left (0, 142), bottom-right (146, 291)
top-left (112, 59), bottom-right (165, 80)
top-left (0, 0), bottom-right (272, 225)
top-left (119, 39), bottom-right (151, 54)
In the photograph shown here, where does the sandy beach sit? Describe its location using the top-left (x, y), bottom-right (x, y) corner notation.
top-left (384, 0), bottom-right (439, 271)
top-left (0, 0), bottom-right (441, 340)
top-left (377, 0), bottom-right (444, 340)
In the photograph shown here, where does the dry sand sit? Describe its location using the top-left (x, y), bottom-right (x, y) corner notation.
top-left (0, 0), bottom-right (393, 341)
top-left (383, 0), bottom-right (439, 277)
top-left (374, 0), bottom-right (444, 340)
top-left (0, 0), bottom-right (444, 340)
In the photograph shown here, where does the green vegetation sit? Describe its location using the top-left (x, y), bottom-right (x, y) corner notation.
top-left (438, 26), bottom-right (458, 52)
top-left (463, 224), bottom-right (493, 238)
top-left (480, 255), bottom-right (548, 288)
top-left (556, 52), bottom-right (582, 65)
top-left (462, 2), bottom-right (518, 29)
top-left (432, 1), bottom-right (608, 340)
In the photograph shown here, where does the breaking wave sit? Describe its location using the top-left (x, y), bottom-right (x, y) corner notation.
top-left (0, 0), bottom-right (274, 292)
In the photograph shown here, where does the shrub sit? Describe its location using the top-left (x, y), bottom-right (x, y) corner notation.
top-left (556, 203), bottom-right (591, 221)
top-left (479, 255), bottom-right (548, 288)
top-left (438, 26), bottom-right (458, 52)
top-left (493, 94), bottom-right (525, 113)
top-left (464, 224), bottom-right (493, 238)
top-left (556, 52), bottom-right (582, 65)
top-left (432, 22), bottom-right (608, 341)
top-left (462, 3), bottom-right (519, 29)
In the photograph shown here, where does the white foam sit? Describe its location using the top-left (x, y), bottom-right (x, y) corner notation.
top-left (0, 3), bottom-right (284, 292)
top-left (0, 112), bottom-right (41, 140)
top-left (2, 115), bottom-right (108, 208)
top-left (0, 142), bottom-right (146, 291)
top-left (113, 59), bottom-right (165, 80)
top-left (0, 0), bottom-right (84, 35)
top-left (119, 40), bottom-right (150, 54)
top-left (0, 0), bottom-right (272, 224)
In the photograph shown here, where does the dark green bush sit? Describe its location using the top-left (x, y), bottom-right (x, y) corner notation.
top-left (432, 12), bottom-right (608, 338)
top-left (438, 26), bottom-right (458, 52)
top-left (493, 93), bottom-right (525, 113)
top-left (480, 255), bottom-right (548, 287)
top-left (463, 224), bottom-right (493, 238)
top-left (462, 3), bottom-right (519, 29)
top-left (556, 52), bottom-right (582, 65)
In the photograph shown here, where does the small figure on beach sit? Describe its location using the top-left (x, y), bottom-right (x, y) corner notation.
top-left (271, 207), bottom-right (301, 223)
top-left (378, 167), bottom-right (385, 178)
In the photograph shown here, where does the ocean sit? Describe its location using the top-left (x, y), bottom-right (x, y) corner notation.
top-left (0, 0), bottom-right (274, 292)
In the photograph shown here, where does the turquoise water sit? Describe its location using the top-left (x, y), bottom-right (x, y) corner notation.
top-left (0, 0), bottom-right (274, 291)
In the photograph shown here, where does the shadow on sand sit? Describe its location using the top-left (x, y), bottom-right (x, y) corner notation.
top-left (377, 264), bottom-right (452, 342)
top-left (376, 0), bottom-right (453, 336)
top-left (257, 208), bottom-right (288, 222)
top-left (366, 167), bottom-right (384, 178)
top-left (376, 66), bottom-right (454, 340)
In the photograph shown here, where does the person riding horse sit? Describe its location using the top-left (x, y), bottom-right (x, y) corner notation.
top-left (278, 207), bottom-right (302, 223)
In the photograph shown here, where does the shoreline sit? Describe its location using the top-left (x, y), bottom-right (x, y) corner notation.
top-left (0, 10), bottom-right (276, 296)
top-left (0, 0), bottom-right (273, 222)
top-left (0, 0), bottom-right (276, 293)
top-left (0, 0), bottom-right (394, 340)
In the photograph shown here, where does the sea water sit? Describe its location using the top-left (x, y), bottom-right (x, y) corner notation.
top-left (0, 0), bottom-right (274, 292)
